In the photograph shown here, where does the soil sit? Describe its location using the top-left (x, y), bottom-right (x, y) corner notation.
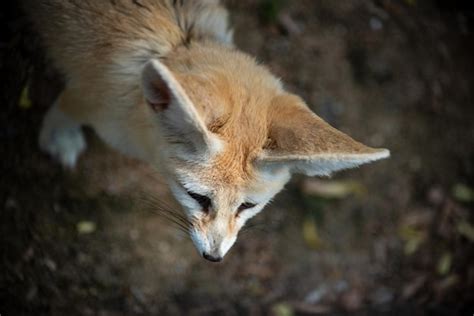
top-left (1, 1), bottom-right (473, 315)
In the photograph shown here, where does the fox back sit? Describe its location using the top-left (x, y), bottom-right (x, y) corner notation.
top-left (24, 0), bottom-right (389, 261)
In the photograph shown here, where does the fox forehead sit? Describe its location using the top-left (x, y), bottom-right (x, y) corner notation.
top-left (173, 150), bottom-right (290, 206)
top-left (173, 122), bottom-right (277, 192)
top-left (167, 52), bottom-right (284, 183)
top-left (167, 45), bottom-right (281, 137)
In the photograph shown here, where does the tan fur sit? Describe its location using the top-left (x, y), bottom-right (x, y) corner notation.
top-left (26, 0), bottom-right (389, 260)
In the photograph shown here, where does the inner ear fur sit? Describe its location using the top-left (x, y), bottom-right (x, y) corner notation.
top-left (258, 94), bottom-right (389, 176)
top-left (141, 59), bottom-right (221, 156)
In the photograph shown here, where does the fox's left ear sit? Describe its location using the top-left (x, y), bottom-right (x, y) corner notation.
top-left (256, 95), bottom-right (390, 176)
top-left (141, 59), bottom-right (221, 157)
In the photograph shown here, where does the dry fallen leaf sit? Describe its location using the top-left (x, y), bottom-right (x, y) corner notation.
top-left (437, 252), bottom-right (452, 276)
top-left (302, 217), bottom-right (323, 250)
top-left (272, 303), bottom-right (294, 316)
top-left (19, 86), bottom-right (32, 109)
top-left (402, 275), bottom-right (427, 299)
top-left (452, 184), bottom-right (474, 202)
top-left (77, 221), bottom-right (97, 234)
top-left (456, 221), bottom-right (474, 242)
top-left (302, 179), bottom-right (366, 199)
top-left (399, 225), bottom-right (426, 255)
top-left (434, 275), bottom-right (459, 296)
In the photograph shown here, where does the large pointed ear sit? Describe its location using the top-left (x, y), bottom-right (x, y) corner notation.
top-left (256, 95), bottom-right (390, 176)
top-left (141, 59), bottom-right (221, 157)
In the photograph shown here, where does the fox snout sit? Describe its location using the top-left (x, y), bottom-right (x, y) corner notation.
top-left (191, 231), bottom-right (227, 263)
top-left (189, 215), bottom-right (238, 263)
top-left (202, 251), bottom-right (222, 263)
top-left (201, 234), bottom-right (224, 263)
top-left (199, 235), bottom-right (236, 263)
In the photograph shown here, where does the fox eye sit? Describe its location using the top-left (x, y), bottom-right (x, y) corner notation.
top-left (237, 202), bottom-right (256, 214)
top-left (187, 191), bottom-right (211, 210)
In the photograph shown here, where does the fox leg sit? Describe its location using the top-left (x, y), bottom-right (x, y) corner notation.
top-left (39, 89), bottom-right (86, 168)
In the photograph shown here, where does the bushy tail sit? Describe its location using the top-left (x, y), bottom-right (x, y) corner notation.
top-left (19, 0), bottom-right (233, 74)
top-left (20, 0), bottom-right (233, 48)
top-left (174, 0), bottom-right (233, 45)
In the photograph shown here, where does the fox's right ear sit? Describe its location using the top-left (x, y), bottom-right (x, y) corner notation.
top-left (141, 59), bottom-right (222, 157)
top-left (256, 95), bottom-right (389, 177)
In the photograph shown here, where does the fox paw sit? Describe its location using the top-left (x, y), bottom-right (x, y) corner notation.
top-left (39, 125), bottom-right (86, 169)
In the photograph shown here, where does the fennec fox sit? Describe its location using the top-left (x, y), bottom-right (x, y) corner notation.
top-left (24, 0), bottom-right (389, 262)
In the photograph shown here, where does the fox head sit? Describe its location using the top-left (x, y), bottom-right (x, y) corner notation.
top-left (140, 47), bottom-right (389, 262)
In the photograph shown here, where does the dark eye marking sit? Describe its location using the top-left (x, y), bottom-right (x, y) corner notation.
top-left (187, 191), bottom-right (211, 211)
top-left (237, 202), bottom-right (256, 214)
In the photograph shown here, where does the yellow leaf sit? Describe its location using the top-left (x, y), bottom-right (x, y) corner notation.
top-left (302, 180), bottom-right (366, 199)
top-left (77, 221), bottom-right (96, 234)
top-left (452, 184), bottom-right (474, 202)
top-left (272, 303), bottom-right (294, 316)
top-left (437, 252), bottom-right (452, 276)
top-left (303, 217), bottom-right (323, 250)
top-left (399, 225), bottom-right (426, 255)
top-left (19, 86), bottom-right (32, 109)
top-left (457, 221), bottom-right (474, 242)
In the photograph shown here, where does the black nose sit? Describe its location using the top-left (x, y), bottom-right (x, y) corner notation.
top-left (203, 252), bottom-right (222, 262)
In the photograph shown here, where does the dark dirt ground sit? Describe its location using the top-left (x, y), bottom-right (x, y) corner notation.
top-left (1, 1), bottom-right (474, 315)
